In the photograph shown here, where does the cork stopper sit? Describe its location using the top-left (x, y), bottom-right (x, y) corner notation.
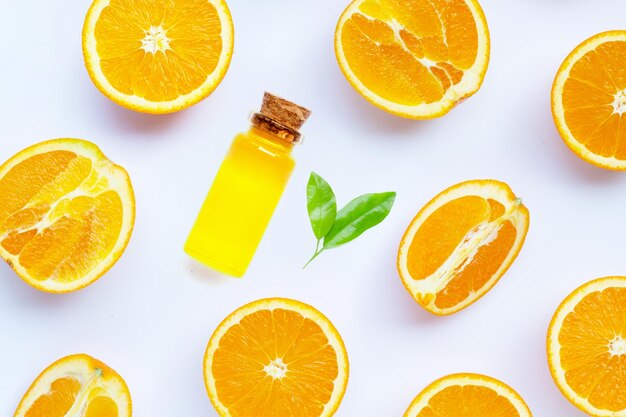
top-left (250, 92), bottom-right (311, 144)
top-left (260, 92), bottom-right (311, 130)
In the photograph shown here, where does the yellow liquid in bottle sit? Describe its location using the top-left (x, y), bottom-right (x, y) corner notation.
top-left (185, 126), bottom-right (295, 277)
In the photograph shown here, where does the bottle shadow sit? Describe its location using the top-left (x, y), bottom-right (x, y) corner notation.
top-left (185, 258), bottom-right (234, 286)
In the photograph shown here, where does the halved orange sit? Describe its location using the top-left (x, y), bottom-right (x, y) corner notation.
top-left (548, 276), bottom-right (626, 416)
top-left (0, 139), bottom-right (135, 293)
top-left (552, 31), bottom-right (626, 170)
top-left (397, 180), bottom-right (529, 315)
top-left (14, 354), bottom-right (131, 417)
top-left (82, 0), bottom-right (234, 114)
top-left (335, 0), bottom-right (490, 119)
top-left (404, 373), bottom-right (532, 417)
top-left (204, 298), bottom-right (349, 417)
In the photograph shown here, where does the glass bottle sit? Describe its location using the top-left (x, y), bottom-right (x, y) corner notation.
top-left (185, 92), bottom-right (311, 277)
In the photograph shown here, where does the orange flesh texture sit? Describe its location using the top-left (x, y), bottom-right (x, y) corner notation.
top-left (340, 0), bottom-right (478, 105)
top-left (416, 385), bottom-right (521, 417)
top-left (435, 219), bottom-right (516, 309)
top-left (562, 41), bottom-right (626, 159)
top-left (558, 287), bottom-right (626, 411)
top-left (24, 379), bottom-right (119, 417)
top-left (406, 195), bottom-right (515, 308)
top-left (85, 395), bottom-right (119, 417)
top-left (94, 0), bottom-right (223, 102)
top-left (212, 308), bottom-right (340, 416)
top-left (0, 151), bottom-right (123, 282)
top-left (25, 377), bottom-right (81, 417)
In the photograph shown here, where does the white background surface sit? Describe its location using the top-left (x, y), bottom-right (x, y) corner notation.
top-left (1, 0), bottom-right (626, 415)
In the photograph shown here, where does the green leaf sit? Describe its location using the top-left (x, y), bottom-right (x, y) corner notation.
top-left (323, 192), bottom-right (396, 250)
top-left (306, 172), bottom-right (337, 240)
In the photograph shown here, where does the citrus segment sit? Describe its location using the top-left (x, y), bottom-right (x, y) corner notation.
top-left (24, 377), bottom-right (81, 417)
top-left (548, 277), bottom-right (626, 416)
top-left (0, 139), bottom-right (135, 293)
top-left (14, 354), bottom-right (131, 417)
top-left (204, 298), bottom-right (349, 417)
top-left (405, 195), bottom-right (492, 280)
top-left (83, 0), bottom-right (234, 113)
top-left (397, 180), bottom-right (529, 315)
top-left (552, 31), bottom-right (626, 169)
top-left (335, 0), bottom-right (490, 118)
top-left (434, 219), bottom-right (517, 310)
top-left (404, 374), bottom-right (532, 417)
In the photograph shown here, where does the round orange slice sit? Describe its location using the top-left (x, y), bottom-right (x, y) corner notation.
top-left (334, 0), bottom-right (490, 119)
top-left (82, 0), bottom-right (234, 114)
top-left (14, 354), bottom-right (131, 417)
top-left (404, 373), bottom-right (532, 417)
top-left (547, 276), bottom-right (626, 416)
top-left (0, 139), bottom-right (135, 293)
top-left (204, 298), bottom-right (349, 417)
top-left (552, 31), bottom-right (626, 170)
top-left (397, 179), bottom-right (529, 315)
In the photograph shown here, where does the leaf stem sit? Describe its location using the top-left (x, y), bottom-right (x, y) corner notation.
top-left (303, 240), bottom-right (324, 269)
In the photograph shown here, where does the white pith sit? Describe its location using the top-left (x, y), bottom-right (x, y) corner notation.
top-left (13, 355), bottom-right (131, 417)
top-left (265, 358), bottom-right (288, 379)
top-left (0, 139), bottom-right (135, 293)
top-left (609, 336), bottom-right (626, 356)
top-left (382, 17), bottom-right (439, 70)
top-left (335, 0), bottom-right (490, 119)
top-left (141, 25), bottom-right (171, 54)
top-left (403, 374), bottom-right (532, 417)
top-left (82, 0), bottom-right (234, 113)
top-left (204, 298), bottom-right (349, 417)
top-left (552, 31), bottom-right (626, 169)
top-left (548, 277), bottom-right (626, 417)
top-left (614, 89), bottom-right (626, 115)
top-left (398, 180), bottom-right (529, 315)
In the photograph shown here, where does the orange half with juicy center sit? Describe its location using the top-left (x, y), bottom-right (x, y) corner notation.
top-left (14, 354), bottom-right (131, 417)
top-left (335, 0), bottom-right (490, 119)
top-left (404, 373), bottom-right (533, 417)
top-left (0, 139), bottom-right (135, 293)
top-left (82, 0), bottom-right (234, 114)
top-left (548, 276), bottom-right (626, 416)
top-left (204, 298), bottom-right (349, 417)
top-left (397, 180), bottom-right (529, 315)
top-left (552, 31), bottom-right (626, 170)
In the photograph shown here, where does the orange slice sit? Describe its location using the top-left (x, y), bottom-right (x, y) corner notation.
top-left (404, 373), bottom-right (532, 417)
top-left (552, 31), bottom-right (626, 170)
top-left (204, 298), bottom-right (349, 417)
top-left (14, 354), bottom-right (131, 417)
top-left (334, 0), bottom-right (490, 119)
top-left (547, 276), bottom-right (626, 416)
top-left (397, 179), bottom-right (529, 315)
top-left (0, 139), bottom-right (135, 293)
top-left (82, 0), bottom-right (234, 114)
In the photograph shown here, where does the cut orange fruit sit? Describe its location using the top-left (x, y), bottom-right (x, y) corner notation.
top-left (82, 0), bottom-right (234, 114)
top-left (397, 179), bottom-right (529, 315)
top-left (404, 373), bottom-right (532, 417)
top-left (204, 298), bottom-right (349, 417)
top-left (547, 276), bottom-right (626, 416)
top-left (552, 31), bottom-right (626, 170)
top-left (334, 0), bottom-right (490, 119)
top-left (14, 354), bottom-right (131, 417)
top-left (0, 139), bottom-right (135, 293)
